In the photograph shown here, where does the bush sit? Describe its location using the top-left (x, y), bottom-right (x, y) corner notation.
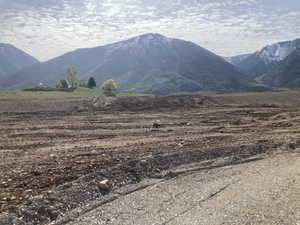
top-left (87, 77), bottom-right (97, 88)
top-left (101, 80), bottom-right (117, 96)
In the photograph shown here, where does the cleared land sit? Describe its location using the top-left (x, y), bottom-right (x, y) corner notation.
top-left (1, 90), bottom-right (300, 214)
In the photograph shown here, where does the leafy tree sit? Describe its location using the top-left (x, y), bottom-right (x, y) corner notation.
top-left (87, 77), bottom-right (97, 88)
top-left (56, 79), bottom-right (68, 89)
top-left (101, 79), bottom-right (117, 96)
top-left (66, 67), bottom-right (78, 88)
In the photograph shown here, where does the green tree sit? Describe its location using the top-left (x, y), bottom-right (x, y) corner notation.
top-left (101, 79), bottom-right (117, 97)
top-left (56, 79), bottom-right (68, 89)
top-left (87, 77), bottom-right (97, 88)
top-left (66, 67), bottom-right (78, 88)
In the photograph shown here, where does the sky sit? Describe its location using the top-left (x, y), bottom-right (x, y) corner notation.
top-left (0, 0), bottom-right (299, 61)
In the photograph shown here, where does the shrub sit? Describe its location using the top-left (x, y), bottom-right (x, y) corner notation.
top-left (87, 77), bottom-right (97, 88)
top-left (101, 80), bottom-right (117, 97)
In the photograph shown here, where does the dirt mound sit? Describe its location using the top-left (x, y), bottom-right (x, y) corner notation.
top-left (210, 90), bottom-right (300, 107)
top-left (0, 99), bottom-right (91, 113)
top-left (92, 95), bottom-right (220, 111)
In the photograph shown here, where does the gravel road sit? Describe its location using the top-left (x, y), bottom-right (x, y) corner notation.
top-left (66, 151), bottom-right (300, 225)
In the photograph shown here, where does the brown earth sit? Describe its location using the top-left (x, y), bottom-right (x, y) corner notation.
top-left (1, 91), bottom-right (300, 213)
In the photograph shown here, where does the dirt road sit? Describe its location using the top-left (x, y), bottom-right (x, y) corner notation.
top-left (66, 151), bottom-right (300, 225)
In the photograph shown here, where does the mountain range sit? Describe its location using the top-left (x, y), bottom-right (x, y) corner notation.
top-left (0, 34), bottom-right (265, 94)
top-left (259, 48), bottom-right (300, 88)
top-left (226, 39), bottom-right (300, 88)
top-left (0, 43), bottom-right (39, 79)
top-left (1, 34), bottom-right (299, 93)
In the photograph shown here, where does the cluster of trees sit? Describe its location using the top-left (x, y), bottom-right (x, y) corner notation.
top-left (56, 67), bottom-right (96, 89)
top-left (56, 67), bottom-right (117, 96)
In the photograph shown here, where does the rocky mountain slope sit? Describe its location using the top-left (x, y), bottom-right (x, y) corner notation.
top-left (224, 54), bottom-right (251, 65)
top-left (1, 34), bottom-right (266, 94)
top-left (0, 43), bottom-right (39, 79)
top-left (259, 48), bottom-right (300, 88)
top-left (229, 39), bottom-right (300, 79)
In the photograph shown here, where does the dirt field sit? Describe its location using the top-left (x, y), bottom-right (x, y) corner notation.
top-left (1, 91), bottom-right (300, 213)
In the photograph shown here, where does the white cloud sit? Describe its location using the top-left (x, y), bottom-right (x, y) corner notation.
top-left (0, 0), bottom-right (299, 61)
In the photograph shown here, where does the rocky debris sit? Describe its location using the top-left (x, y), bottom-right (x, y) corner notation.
top-left (152, 121), bottom-right (161, 129)
top-left (179, 122), bottom-right (192, 126)
top-left (91, 95), bottom-right (219, 111)
top-left (0, 145), bottom-right (266, 225)
top-left (91, 97), bottom-right (116, 109)
top-left (97, 179), bottom-right (112, 192)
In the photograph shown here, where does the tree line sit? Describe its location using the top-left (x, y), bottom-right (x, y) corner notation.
top-left (56, 67), bottom-right (117, 96)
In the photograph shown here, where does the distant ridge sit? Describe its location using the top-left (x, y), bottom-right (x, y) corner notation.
top-left (0, 43), bottom-right (39, 79)
top-left (1, 34), bottom-right (266, 93)
top-left (227, 38), bottom-right (300, 88)
top-left (227, 38), bottom-right (300, 79)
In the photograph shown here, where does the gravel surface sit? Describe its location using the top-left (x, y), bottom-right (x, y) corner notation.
top-left (66, 150), bottom-right (300, 225)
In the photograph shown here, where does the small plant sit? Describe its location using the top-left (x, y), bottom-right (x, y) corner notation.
top-left (101, 79), bottom-right (117, 97)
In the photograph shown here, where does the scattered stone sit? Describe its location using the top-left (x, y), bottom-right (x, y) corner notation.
top-left (178, 142), bottom-right (184, 148)
top-left (97, 179), bottom-right (112, 191)
top-left (152, 121), bottom-right (161, 129)
top-left (179, 122), bottom-right (192, 126)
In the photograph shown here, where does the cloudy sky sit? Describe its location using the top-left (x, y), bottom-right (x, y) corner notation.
top-left (0, 0), bottom-right (299, 61)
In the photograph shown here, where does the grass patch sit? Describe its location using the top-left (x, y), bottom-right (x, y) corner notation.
top-left (0, 88), bottom-right (145, 100)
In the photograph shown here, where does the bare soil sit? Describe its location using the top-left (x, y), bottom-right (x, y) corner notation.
top-left (1, 91), bottom-right (300, 214)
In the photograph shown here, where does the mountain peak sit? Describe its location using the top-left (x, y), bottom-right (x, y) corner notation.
top-left (130, 33), bottom-right (172, 45)
top-left (104, 33), bottom-right (173, 54)
top-left (255, 38), bottom-right (300, 64)
top-left (138, 33), bottom-right (166, 38)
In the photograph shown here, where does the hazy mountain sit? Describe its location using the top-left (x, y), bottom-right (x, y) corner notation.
top-left (230, 39), bottom-right (300, 78)
top-left (224, 54), bottom-right (251, 65)
top-left (1, 34), bottom-right (266, 94)
top-left (0, 43), bottom-right (39, 79)
top-left (259, 48), bottom-right (300, 88)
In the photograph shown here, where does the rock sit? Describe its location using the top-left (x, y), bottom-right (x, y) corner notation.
top-left (97, 179), bottom-right (112, 191)
top-left (152, 121), bottom-right (161, 129)
top-left (92, 97), bottom-right (116, 109)
top-left (179, 122), bottom-right (192, 126)
top-left (178, 142), bottom-right (184, 148)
